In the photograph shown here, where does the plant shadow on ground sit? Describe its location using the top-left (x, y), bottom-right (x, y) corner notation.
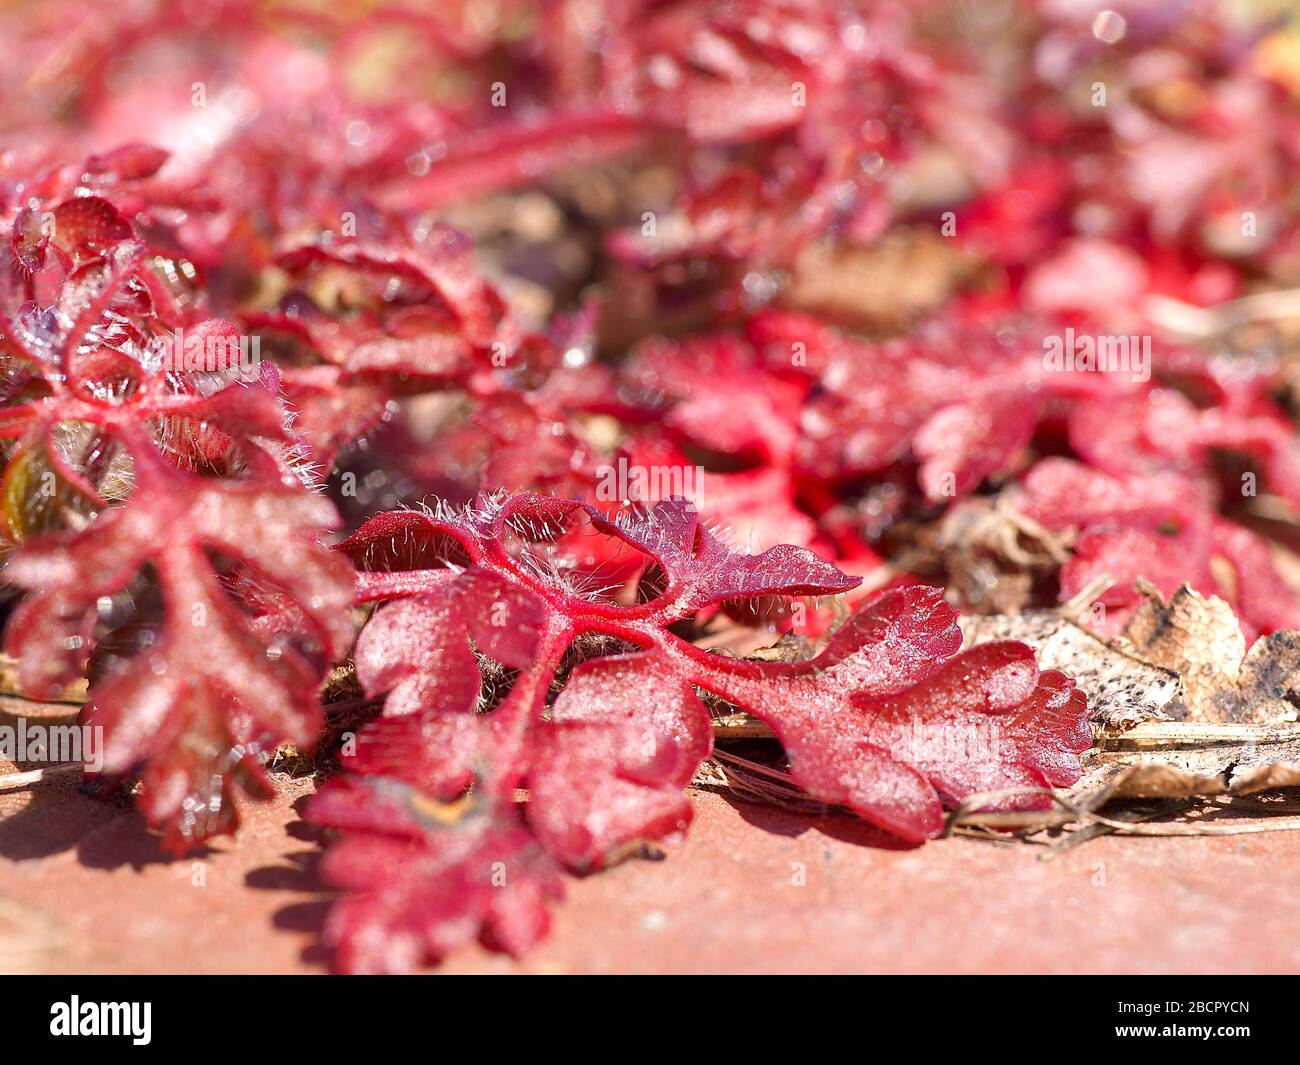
top-left (245, 795), bottom-right (336, 969)
top-left (0, 781), bottom-right (217, 870)
top-left (0, 699), bottom-right (215, 870)
top-left (712, 788), bottom-right (921, 850)
top-left (242, 787), bottom-right (919, 972)
top-left (0, 744), bottom-right (916, 972)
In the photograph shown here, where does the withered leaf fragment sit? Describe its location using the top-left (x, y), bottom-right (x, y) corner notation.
top-left (1119, 583), bottom-right (1300, 725)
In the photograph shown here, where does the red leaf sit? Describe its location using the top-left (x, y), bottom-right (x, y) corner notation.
top-left (312, 494), bottom-right (1090, 970)
top-left (307, 780), bottom-right (562, 974)
top-left (790, 315), bottom-right (1051, 500)
top-left (4, 446), bottom-right (354, 848)
top-left (677, 585), bottom-right (1089, 841)
top-left (84, 143), bottom-right (171, 182)
top-left (48, 197), bottom-right (134, 264)
top-left (528, 650), bottom-right (710, 867)
top-left (1018, 458), bottom-right (1300, 638)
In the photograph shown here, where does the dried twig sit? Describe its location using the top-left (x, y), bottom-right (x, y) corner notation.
top-left (0, 763), bottom-right (82, 792)
top-left (947, 785), bottom-right (1300, 838)
top-left (1039, 800), bottom-right (1189, 860)
top-left (1098, 720), bottom-right (1300, 748)
top-left (1147, 287), bottom-right (1300, 339)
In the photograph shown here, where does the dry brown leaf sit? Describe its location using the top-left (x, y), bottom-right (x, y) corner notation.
top-left (1118, 582), bottom-right (1300, 724)
top-left (932, 499), bottom-right (1054, 614)
top-left (1082, 720), bottom-right (1300, 800)
top-left (967, 586), bottom-right (1300, 811)
top-left (788, 228), bottom-right (979, 330)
